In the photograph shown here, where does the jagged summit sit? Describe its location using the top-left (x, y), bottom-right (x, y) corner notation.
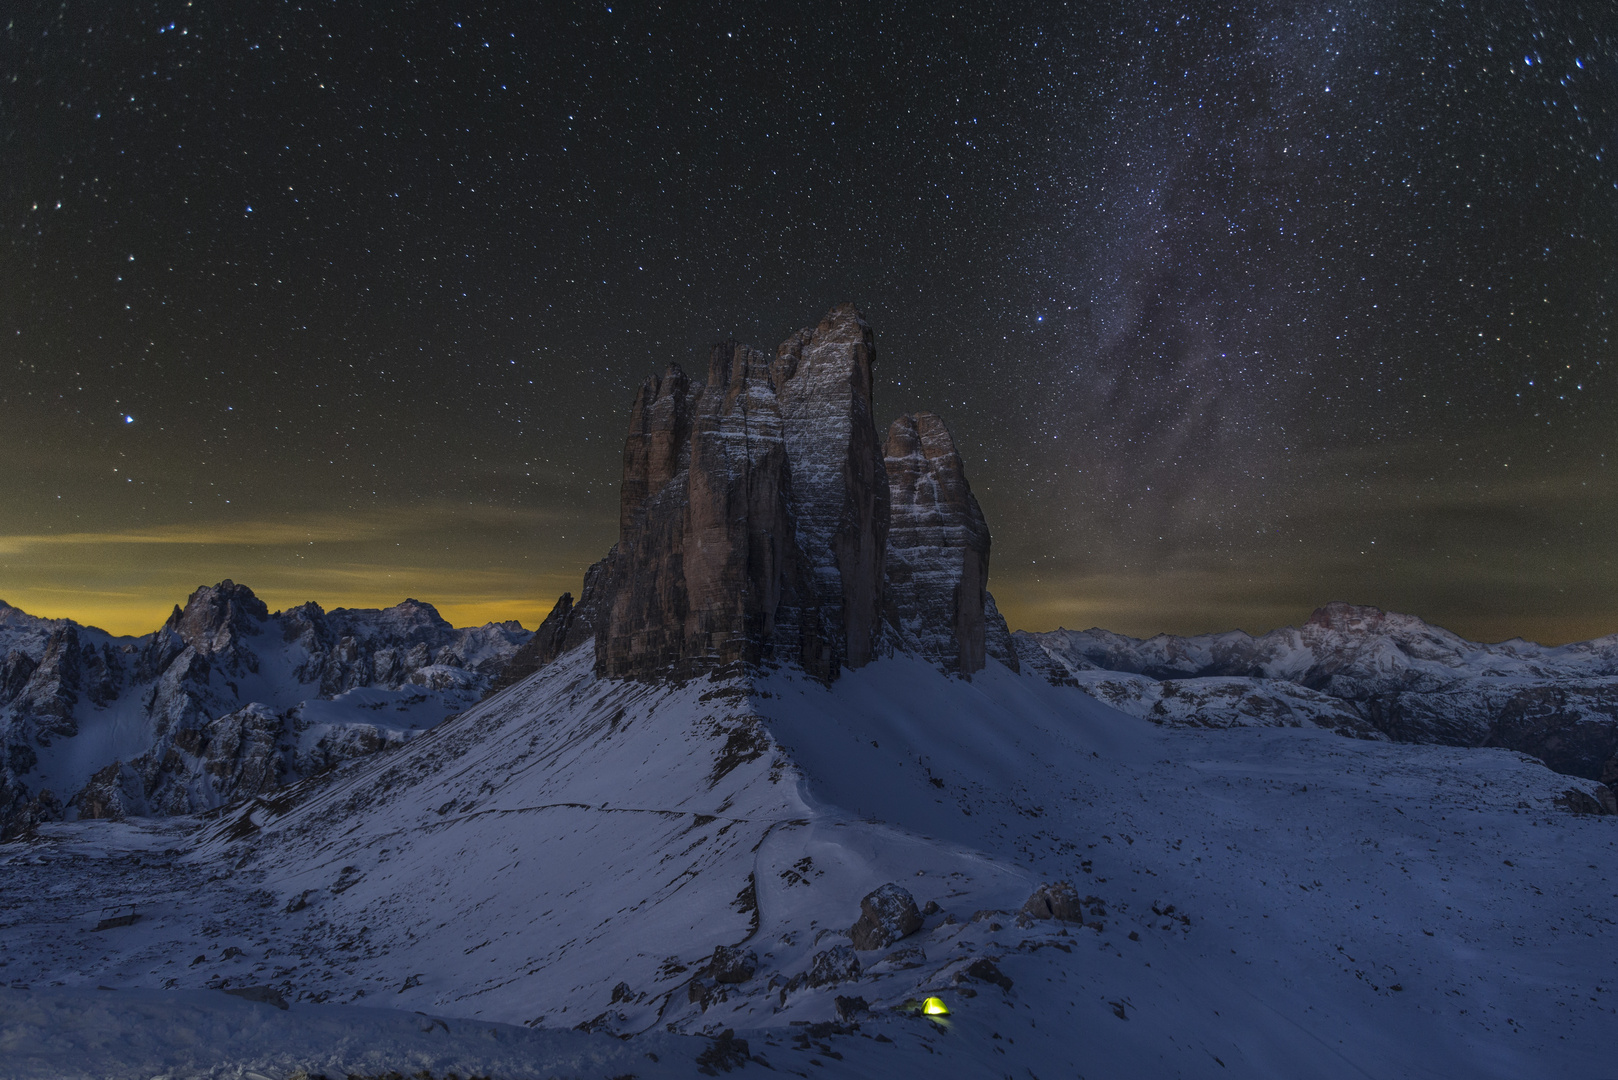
top-left (510, 303), bottom-right (1014, 685)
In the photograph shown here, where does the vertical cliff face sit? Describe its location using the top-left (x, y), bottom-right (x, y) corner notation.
top-left (545, 304), bottom-right (1008, 685)
top-left (772, 304), bottom-right (890, 671)
top-left (681, 341), bottom-right (805, 672)
top-left (596, 363), bottom-right (698, 677)
top-left (882, 412), bottom-right (991, 675)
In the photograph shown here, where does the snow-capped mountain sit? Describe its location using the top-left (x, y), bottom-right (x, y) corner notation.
top-left (0, 582), bottom-right (531, 838)
top-left (1020, 603), bottom-right (1618, 793)
top-left (4, 306), bottom-right (1613, 1079)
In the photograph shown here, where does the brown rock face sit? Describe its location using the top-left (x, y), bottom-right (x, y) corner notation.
top-left (594, 344), bottom-right (801, 678)
top-left (591, 306), bottom-right (890, 682)
top-left (510, 304), bottom-right (1014, 686)
top-left (679, 341), bottom-right (803, 671)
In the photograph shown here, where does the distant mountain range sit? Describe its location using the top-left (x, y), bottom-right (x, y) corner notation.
top-left (1018, 602), bottom-right (1618, 795)
top-left (0, 582), bottom-right (529, 838)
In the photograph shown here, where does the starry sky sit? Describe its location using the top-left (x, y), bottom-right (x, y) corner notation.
top-left (4, 1), bottom-right (1616, 643)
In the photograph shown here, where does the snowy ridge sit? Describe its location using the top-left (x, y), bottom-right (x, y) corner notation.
top-left (3, 649), bottom-right (1614, 1077)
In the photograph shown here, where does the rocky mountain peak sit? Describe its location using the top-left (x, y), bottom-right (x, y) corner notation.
top-left (167, 579), bottom-right (270, 654)
top-left (527, 305), bottom-right (1009, 685)
top-left (1303, 601), bottom-right (1389, 632)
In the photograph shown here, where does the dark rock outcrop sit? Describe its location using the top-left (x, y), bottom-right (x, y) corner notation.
top-left (0, 786), bottom-right (62, 841)
top-left (708, 944), bottom-right (758, 984)
top-left (489, 592), bottom-right (582, 695)
top-left (1557, 786), bottom-right (1618, 815)
top-left (1021, 881), bottom-right (1084, 923)
top-left (849, 883), bottom-right (924, 950)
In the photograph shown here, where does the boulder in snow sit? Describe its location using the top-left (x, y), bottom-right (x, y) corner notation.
top-left (849, 882), bottom-right (923, 950)
top-left (1021, 881), bottom-right (1083, 922)
top-left (709, 944), bottom-right (758, 984)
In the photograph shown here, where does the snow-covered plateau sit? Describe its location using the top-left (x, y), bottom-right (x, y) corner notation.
top-left (2, 647), bottom-right (1613, 1079)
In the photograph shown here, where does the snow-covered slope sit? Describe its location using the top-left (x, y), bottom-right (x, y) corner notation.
top-left (1023, 602), bottom-right (1618, 787)
top-left (0, 582), bottom-right (530, 838)
top-left (3, 650), bottom-right (1612, 1078)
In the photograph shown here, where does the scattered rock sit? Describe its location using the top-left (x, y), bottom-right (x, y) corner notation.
top-left (850, 883), bottom-right (923, 950)
top-left (1021, 881), bottom-right (1084, 922)
top-left (804, 944), bottom-right (862, 988)
top-left (92, 907), bottom-right (138, 931)
top-left (709, 944), bottom-right (758, 984)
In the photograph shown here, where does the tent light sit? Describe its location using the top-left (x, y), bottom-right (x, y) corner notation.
top-left (922, 996), bottom-right (950, 1016)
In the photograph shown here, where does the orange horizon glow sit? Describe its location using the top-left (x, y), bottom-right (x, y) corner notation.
top-left (5, 566), bottom-right (1614, 648)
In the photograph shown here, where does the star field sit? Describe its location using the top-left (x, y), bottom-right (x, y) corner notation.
top-left (3, 1), bottom-right (1615, 641)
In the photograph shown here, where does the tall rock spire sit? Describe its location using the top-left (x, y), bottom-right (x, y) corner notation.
top-left (772, 303), bottom-right (890, 672)
top-left (882, 412), bottom-right (1015, 676)
top-left (539, 304), bottom-right (1011, 684)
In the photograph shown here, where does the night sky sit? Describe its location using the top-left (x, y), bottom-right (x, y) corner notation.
top-left (4, 1), bottom-right (1616, 643)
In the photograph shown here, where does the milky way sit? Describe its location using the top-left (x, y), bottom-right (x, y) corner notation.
top-left (3, 2), bottom-right (1614, 641)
